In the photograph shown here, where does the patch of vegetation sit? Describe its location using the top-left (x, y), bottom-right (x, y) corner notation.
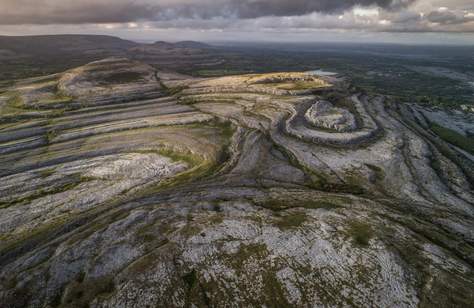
top-left (47, 108), bottom-right (66, 118)
top-left (37, 168), bottom-right (56, 178)
top-left (365, 164), bottom-right (385, 182)
top-left (183, 269), bottom-right (198, 289)
top-left (0, 173), bottom-right (92, 209)
top-left (180, 223), bottom-right (202, 238)
top-left (135, 223), bottom-right (172, 248)
top-left (275, 80), bottom-right (328, 91)
top-left (36, 94), bottom-right (73, 106)
top-left (178, 96), bottom-right (200, 105)
top-left (342, 175), bottom-right (367, 195)
top-left (260, 270), bottom-right (292, 307)
top-left (155, 147), bottom-right (202, 167)
top-left (430, 122), bottom-right (474, 155)
top-left (138, 122), bottom-right (234, 194)
top-left (181, 268), bottom-right (213, 307)
top-left (208, 214), bottom-right (224, 225)
top-left (274, 211), bottom-right (308, 230)
top-left (23, 76), bottom-right (59, 85)
top-left (216, 243), bottom-right (293, 306)
top-left (258, 198), bottom-right (341, 212)
top-left (212, 204), bottom-right (223, 214)
top-left (102, 71), bottom-right (144, 84)
top-left (0, 212), bottom-right (72, 254)
top-left (1, 92), bottom-right (29, 115)
top-left (6, 92), bottom-right (25, 109)
top-left (229, 243), bottom-right (269, 270)
top-left (46, 129), bottom-right (58, 143)
top-left (347, 220), bottom-right (373, 247)
top-left (0, 282), bottom-right (31, 308)
top-left (159, 81), bottom-right (188, 96)
top-left (418, 269), bottom-right (474, 308)
top-left (126, 252), bottom-right (160, 275)
top-left (308, 169), bottom-right (365, 195)
top-left (273, 143), bottom-right (365, 195)
top-left (60, 275), bottom-right (115, 307)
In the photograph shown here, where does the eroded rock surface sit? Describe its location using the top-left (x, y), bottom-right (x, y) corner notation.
top-left (305, 100), bottom-right (357, 132)
top-left (0, 58), bottom-right (473, 308)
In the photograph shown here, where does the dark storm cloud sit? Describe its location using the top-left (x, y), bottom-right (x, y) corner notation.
top-left (162, 0), bottom-right (415, 19)
top-left (0, 1), bottom-right (158, 25)
top-left (426, 10), bottom-right (474, 25)
top-left (1, 0), bottom-right (473, 34)
top-left (0, 0), bottom-right (416, 25)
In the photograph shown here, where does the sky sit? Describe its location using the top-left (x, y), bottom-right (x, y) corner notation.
top-left (0, 0), bottom-right (473, 44)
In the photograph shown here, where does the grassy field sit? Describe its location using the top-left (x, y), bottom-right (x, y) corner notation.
top-left (430, 122), bottom-right (474, 155)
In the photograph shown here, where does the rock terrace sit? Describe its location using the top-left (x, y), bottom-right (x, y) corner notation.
top-left (0, 58), bottom-right (473, 308)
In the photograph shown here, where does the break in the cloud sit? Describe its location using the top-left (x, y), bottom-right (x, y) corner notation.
top-left (0, 0), bottom-right (473, 42)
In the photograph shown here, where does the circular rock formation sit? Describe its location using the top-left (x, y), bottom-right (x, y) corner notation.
top-left (1, 60), bottom-right (474, 308)
top-left (305, 100), bottom-right (356, 132)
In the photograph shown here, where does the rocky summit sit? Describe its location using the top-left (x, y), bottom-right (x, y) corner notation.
top-left (0, 57), bottom-right (473, 307)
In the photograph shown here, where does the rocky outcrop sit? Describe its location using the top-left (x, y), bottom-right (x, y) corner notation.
top-left (304, 100), bottom-right (356, 132)
top-left (0, 60), bottom-right (473, 308)
top-left (58, 57), bottom-right (163, 105)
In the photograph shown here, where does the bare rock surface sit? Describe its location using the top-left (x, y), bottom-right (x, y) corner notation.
top-left (0, 59), bottom-right (473, 308)
top-left (305, 100), bottom-right (357, 132)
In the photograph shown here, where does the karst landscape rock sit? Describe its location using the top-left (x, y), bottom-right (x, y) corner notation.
top-left (0, 57), bottom-right (473, 307)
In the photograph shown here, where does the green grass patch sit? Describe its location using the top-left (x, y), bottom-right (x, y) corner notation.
top-left (6, 93), bottom-right (25, 109)
top-left (102, 71), bottom-right (144, 84)
top-left (183, 269), bottom-right (198, 289)
top-left (0, 174), bottom-right (93, 209)
top-left (48, 108), bottom-right (66, 118)
top-left (36, 95), bottom-right (72, 106)
top-left (46, 129), bottom-right (58, 143)
top-left (1, 92), bottom-right (27, 115)
top-left (365, 164), bottom-right (385, 182)
top-left (61, 275), bottom-right (115, 307)
top-left (37, 168), bottom-right (56, 178)
top-left (347, 220), bottom-right (373, 247)
top-left (159, 81), bottom-right (188, 96)
top-left (430, 122), bottom-right (474, 155)
top-left (275, 80), bottom-right (328, 91)
top-left (274, 211), bottom-right (308, 230)
top-left (178, 96), bottom-right (200, 105)
top-left (208, 214), bottom-right (224, 225)
top-left (156, 148), bottom-right (202, 167)
top-left (229, 243), bottom-right (269, 269)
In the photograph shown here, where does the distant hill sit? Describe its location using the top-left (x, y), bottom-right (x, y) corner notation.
top-left (0, 35), bottom-right (212, 58)
top-left (0, 34), bottom-right (137, 56)
top-left (0, 35), bottom-right (218, 82)
top-left (173, 41), bottom-right (212, 49)
top-left (148, 41), bottom-right (212, 49)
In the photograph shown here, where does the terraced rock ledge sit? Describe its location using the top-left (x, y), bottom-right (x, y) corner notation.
top-left (0, 58), bottom-right (473, 307)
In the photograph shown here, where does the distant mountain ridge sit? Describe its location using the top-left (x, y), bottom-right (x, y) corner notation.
top-left (0, 34), bottom-right (216, 82)
top-left (0, 35), bottom-right (212, 56)
top-left (0, 34), bottom-right (137, 55)
top-left (172, 41), bottom-right (212, 49)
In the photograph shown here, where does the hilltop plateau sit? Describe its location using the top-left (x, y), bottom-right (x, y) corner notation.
top-left (0, 57), bottom-right (473, 307)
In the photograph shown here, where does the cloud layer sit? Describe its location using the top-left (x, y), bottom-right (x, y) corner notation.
top-left (0, 0), bottom-right (473, 34)
top-left (0, 0), bottom-right (416, 24)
